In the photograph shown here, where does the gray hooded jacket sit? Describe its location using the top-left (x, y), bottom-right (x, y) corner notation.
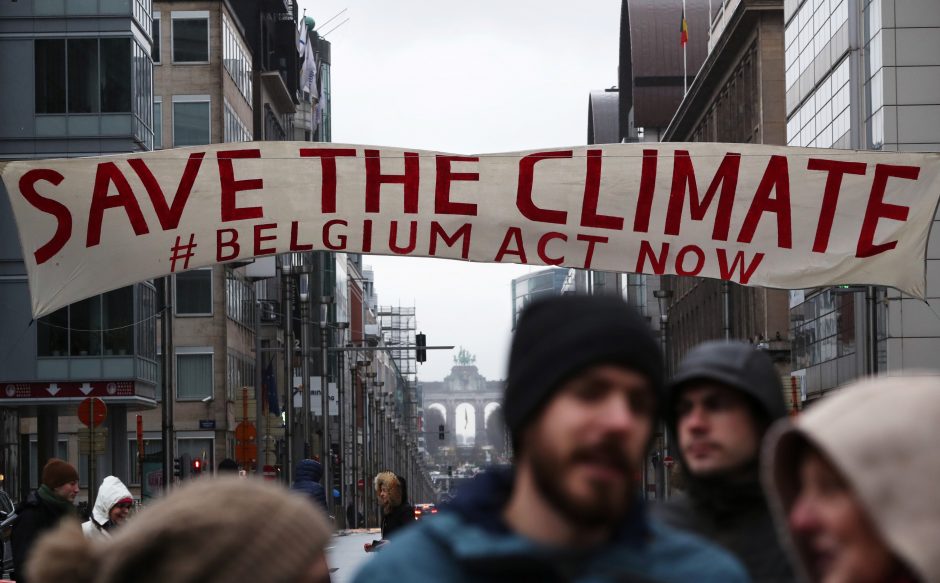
top-left (658, 340), bottom-right (794, 583)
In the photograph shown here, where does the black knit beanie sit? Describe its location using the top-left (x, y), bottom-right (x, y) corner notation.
top-left (504, 295), bottom-right (663, 445)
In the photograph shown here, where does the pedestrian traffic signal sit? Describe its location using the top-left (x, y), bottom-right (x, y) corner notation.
top-left (179, 453), bottom-right (191, 480)
top-left (416, 333), bottom-right (427, 363)
top-left (172, 457), bottom-right (182, 478)
top-left (438, 424), bottom-right (445, 440)
top-left (192, 457), bottom-right (202, 476)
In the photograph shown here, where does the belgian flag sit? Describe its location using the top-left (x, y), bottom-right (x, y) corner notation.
top-left (680, 7), bottom-right (689, 46)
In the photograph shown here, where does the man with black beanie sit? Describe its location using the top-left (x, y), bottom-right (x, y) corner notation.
top-left (658, 340), bottom-right (795, 582)
top-left (353, 295), bottom-right (747, 582)
top-left (12, 458), bottom-right (79, 583)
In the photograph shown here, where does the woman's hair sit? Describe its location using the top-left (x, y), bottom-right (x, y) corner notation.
top-left (26, 478), bottom-right (332, 583)
top-left (373, 471), bottom-right (402, 506)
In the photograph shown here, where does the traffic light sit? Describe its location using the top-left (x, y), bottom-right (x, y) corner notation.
top-left (179, 453), bottom-right (191, 480)
top-left (172, 457), bottom-right (182, 479)
top-left (192, 457), bottom-right (202, 476)
top-left (415, 333), bottom-right (426, 363)
top-left (447, 465), bottom-right (453, 477)
top-left (438, 424), bottom-right (445, 440)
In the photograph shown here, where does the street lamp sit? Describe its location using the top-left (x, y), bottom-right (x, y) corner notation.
top-left (652, 288), bottom-right (674, 502)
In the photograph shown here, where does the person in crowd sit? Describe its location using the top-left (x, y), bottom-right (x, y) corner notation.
top-left (364, 471), bottom-right (414, 552)
top-left (25, 478), bottom-right (333, 583)
top-left (216, 458), bottom-right (239, 475)
top-left (764, 374), bottom-right (939, 583)
top-left (658, 340), bottom-right (795, 581)
top-left (352, 295), bottom-right (747, 582)
top-left (291, 458), bottom-right (328, 513)
top-left (82, 475), bottom-right (134, 540)
top-left (11, 458), bottom-right (80, 583)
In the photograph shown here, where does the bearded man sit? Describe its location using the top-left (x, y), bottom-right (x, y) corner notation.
top-left (353, 295), bottom-right (747, 583)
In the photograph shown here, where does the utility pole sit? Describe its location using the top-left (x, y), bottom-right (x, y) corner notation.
top-left (282, 261), bottom-right (294, 483)
top-left (159, 276), bottom-right (175, 491)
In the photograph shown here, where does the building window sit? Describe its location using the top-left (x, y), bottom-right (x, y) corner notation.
top-left (152, 12), bottom-right (161, 64)
top-left (35, 38), bottom-right (133, 115)
top-left (153, 98), bottom-right (162, 149)
top-left (175, 268), bottom-right (212, 315)
top-left (172, 95), bottom-right (210, 146)
top-left (37, 288), bottom-right (138, 358)
top-left (224, 99), bottom-right (251, 143)
top-left (222, 14), bottom-right (252, 105)
top-left (172, 11), bottom-right (209, 63)
top-left (177, 350), bottom-right (213, 400)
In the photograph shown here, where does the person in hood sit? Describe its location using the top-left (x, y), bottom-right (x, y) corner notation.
top-left (24, 478), bottom-right (333, 583)
top-left (364, 471), bottom-right (414, 552)
top-left (352, 295), bottom-right (747, 583)
top-left (291, 458), bottom-right (328, 513)
top-left (82, 476), bottom-right (134, 540)
top-left (658, 340), bottom-right (794, 581)
top-left (11, 458), bottom-right (80, 583)
top-left (764, 374), bottom-right (939, 583)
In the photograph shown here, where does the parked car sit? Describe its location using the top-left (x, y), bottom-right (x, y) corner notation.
top-left (413, 503), bottom-right (437, 521)
top-left (0, 490), bottom-right (16, 579)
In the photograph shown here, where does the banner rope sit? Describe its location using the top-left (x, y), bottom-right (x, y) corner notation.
top-left (34, 305), bottom-right (170, 333)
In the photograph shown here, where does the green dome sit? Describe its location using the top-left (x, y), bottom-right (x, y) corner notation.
top-left (304, 16), bottom-right (316, 31)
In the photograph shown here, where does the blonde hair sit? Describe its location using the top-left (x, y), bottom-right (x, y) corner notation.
top-left (373, 471), bottom-right (402, 506)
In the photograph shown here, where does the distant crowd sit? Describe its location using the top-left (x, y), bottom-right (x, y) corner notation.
top-left (11, 295), bottom-right (939, 583)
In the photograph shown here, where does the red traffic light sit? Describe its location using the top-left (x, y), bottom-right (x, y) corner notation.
top-left (193, 458), bottom-right (202, 471)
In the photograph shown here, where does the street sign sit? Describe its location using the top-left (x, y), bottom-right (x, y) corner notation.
top-left (235, 421), bottom-right (256, 441)
top-left (78, 428), bottom-right (108, 454)
top-left (77, 397), bottom-right (107, 427)
top-left (199, 419), bottom-right (216, 430)
top-left (663, 455), bottom-right (675, 469)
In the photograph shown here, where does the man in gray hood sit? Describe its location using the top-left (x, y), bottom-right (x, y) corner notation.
top-left (659, 340), bottom-right (794, 582)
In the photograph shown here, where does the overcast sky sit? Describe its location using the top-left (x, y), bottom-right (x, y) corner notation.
top-left (298, 0), bottom-right (622, 381)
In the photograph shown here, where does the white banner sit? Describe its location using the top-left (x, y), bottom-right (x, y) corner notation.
top-left (2, 142), bottom-right (940, 317)
top-left (293, 377), bottom-right (338, 416)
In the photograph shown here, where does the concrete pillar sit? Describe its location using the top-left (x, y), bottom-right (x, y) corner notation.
top-left (36, 407), bottom-right (58, 486)
top-left (0, 408), bottom-right (20, 497)
top-left (475, 402), bottom-right (485, 447)
top-left (108, 405), bottom-right (129, 482)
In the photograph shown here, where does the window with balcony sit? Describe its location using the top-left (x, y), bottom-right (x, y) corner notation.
top-left (37, 287), bottom-right (137, 357)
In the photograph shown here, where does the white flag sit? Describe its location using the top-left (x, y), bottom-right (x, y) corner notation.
top-left (296, 13), bottom-right (306, 57)
top-left (301, 40), bottom-right (318, 101)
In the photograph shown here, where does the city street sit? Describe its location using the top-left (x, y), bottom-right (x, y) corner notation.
top-left (327, 530), bottom-right (381, 583)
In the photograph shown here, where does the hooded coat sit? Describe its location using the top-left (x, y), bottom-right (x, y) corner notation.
top-left (658, 340), bottom-right (794, 582)
top-left (291, 459), bottom-right (328, 513)
top-left (82, 476), bottom-right (133, 540)
top-left (374, 471), bottom-right (414, 540)
top-left (352, 468), bottom-right (748, 583)
top-left (764, 375), bottom-right (940, 583)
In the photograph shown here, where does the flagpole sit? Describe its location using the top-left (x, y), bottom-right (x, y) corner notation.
top-left (683, 0), bottom-right (688, 96)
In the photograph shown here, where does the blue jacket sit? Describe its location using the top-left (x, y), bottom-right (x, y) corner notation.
top-left (352, 468), bottom-right (749, 583)
top-left (291, 459), bottom-right (328, 513)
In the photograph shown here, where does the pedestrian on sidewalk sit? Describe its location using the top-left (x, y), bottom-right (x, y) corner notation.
top-left (764, 374), bottom-right (940, 583)
top-left (364, 471), bottom-right (414, 552)
top-left (82, 475), bottom-right (134, 540)
top-left (352, 295), bottom-right (748, 582)
top-left (24, 478), bottom-right (333, 583)
top-left (657, 340), bottom-right (795, 582)
top-left (292, 458), bottom-right (328, 514)
top-left (11, 458), bottom-right (80, 583)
